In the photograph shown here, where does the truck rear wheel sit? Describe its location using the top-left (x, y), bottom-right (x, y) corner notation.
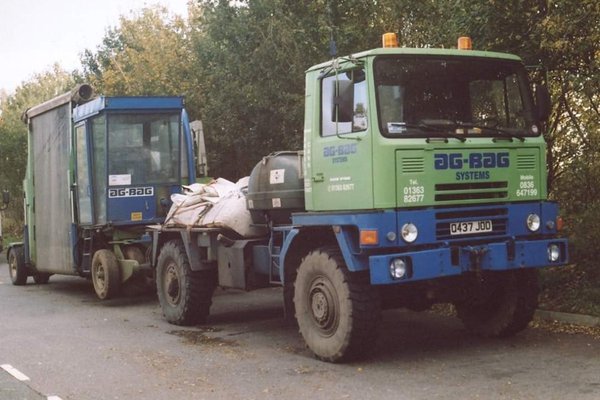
top-left (454, 269), bottom-right (539, 338)
top-left (8, 246), bottom-right (27, 286)
top-left (92, 249), bottom-right (121, 300)
top-left (156, 240), bottom-right (217, 326)
top-left (294, 247), bottom-right (380, 362)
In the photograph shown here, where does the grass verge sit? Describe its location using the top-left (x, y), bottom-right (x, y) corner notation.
top-left (539, 265), bottom-right (600, 317)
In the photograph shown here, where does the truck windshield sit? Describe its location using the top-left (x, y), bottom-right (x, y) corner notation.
top-left (374, 56), bottom-right (537, 138)
top-left (108, 113), bottom-right (180, 185)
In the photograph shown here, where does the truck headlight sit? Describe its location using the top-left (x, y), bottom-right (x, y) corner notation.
top-left (526, 213), bottom-right (541, 232)
top-left (548, 244), bottom-right (560, 262)
top-left (390, 258), bottom-right (408, 279)
top-left (401, 223), bottom-right (418, 243)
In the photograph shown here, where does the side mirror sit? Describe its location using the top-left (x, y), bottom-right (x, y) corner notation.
top-left (190, 120), bottom-right (208, 178)
top-left (331, 79), bottom-right (354, 123)
top-left (535, 84), bottom-right (552, 122)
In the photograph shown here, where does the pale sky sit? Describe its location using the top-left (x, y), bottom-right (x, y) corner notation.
top-left (0, 0), bottom-right (190, 94)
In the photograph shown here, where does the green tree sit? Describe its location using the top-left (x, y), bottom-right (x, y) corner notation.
top-left (191, 0), bottom-right (399, 178)
top-left (0, 65), bottom-right (75, 224)
top-left (80, 6), bottom-right (202, 114)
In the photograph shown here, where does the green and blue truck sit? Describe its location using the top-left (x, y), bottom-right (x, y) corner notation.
top-left (150, 34), bottom-right (569, 362)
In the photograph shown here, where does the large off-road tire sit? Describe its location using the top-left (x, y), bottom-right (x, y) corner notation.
top-left (454, 269), bottom-right (539, 338)
top-left (156, 240), bottom-right (217, 326)
top-left (91, 249), bottom-right (121, 300)
top-left (8, 246), bottom-right (27, 286)
top-left (294, 247), bottom-right (380, 363)
top-left (33, 272), bottom-right (52, 284)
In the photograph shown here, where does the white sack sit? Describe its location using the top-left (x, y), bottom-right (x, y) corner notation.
top-left (164, 177), bottom-right (267, 238)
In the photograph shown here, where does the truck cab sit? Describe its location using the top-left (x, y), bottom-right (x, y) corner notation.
top-left (72, 96), bottom-right (194, 226)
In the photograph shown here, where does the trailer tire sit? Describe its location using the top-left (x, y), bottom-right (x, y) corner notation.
top-left (156, 240), bottom-right (217, 326)
top-left (33, 272), bottom-right (51, 284)
top-left (8, 246), bottom-right (27, 286)
top-left (454, 269), bottom-right (539, 338)
top-left (92, 249), bottom-right (121, 300)
top-left (294, 247), bottom-right (380, 363)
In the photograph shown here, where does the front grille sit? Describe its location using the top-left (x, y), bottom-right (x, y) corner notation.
top-left (434, 181), bottom-right (508, 202)
top-left (517, 154), bottom-right (536, 170)
top-left (435, 206), bottom-right (508, 240)
top-left (401, 157), bottom-right (425, 173)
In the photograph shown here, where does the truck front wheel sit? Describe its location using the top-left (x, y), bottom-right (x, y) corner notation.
top-left (156, 240), bottom-right (217, 326)
top-left (454, 269), bottom-right (539, 338)
top-left (8, 246), bottom-right (27, 285)
top-left (92, 249), bottom-right (121, 300)
top-left (294, 247), bottom-right (380, 362)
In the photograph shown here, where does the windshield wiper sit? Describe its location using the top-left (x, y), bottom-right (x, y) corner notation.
top-left (452, 121), bottom-right (526, 142)
top-left (480, 126), bottom-right (525, 142)
top-left (388, 122), bottom-right (467, 142)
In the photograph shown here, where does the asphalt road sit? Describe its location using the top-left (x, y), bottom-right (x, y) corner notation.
top-left (1, 258), bottom-right (599, 400)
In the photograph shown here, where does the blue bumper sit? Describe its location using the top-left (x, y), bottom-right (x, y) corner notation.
top-left (369, 237), bottom-right (568, 285)
top-left (290, 201), bottom-right (569, 286)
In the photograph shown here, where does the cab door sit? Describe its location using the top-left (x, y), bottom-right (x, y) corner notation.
top-left (74, 122), bottom-right (94, 225)
top-left (307, 68), bottom-right (373, 211)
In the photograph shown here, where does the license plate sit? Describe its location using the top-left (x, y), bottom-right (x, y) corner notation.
top-left (449, 220), bottom-right (493, 235)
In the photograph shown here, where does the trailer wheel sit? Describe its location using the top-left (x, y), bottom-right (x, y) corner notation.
top-left (294, 247), bottom-right (380, 363)
top-left (8, 246), bottom-right (27, 285)
top-left (33, 273), bottom-right (51, 284)
top-left (454, 269), bottom-right (539, 338)
top-left (92, 250), bottom-right (121, 300)
top-left (156, 240), bottom-right (217, 326)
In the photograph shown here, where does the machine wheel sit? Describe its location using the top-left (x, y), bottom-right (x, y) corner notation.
top-left (8, 246), bottom-right (27, 286)
top-left (454, 269), bottom-right (539, 338)
top-left (91, 249), bottom-right (121, 300)
top-left (293, 247), bottom-right (380, 363)
top-left (33, 272), bottom-right (51, 284)
top-left (156, 240), bottom-right (217, 326)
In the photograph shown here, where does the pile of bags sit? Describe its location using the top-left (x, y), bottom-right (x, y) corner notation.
top-left (164, 177), bottom-right (267, 238)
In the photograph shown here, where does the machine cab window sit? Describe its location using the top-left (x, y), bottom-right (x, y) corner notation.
top-left (108, 113), bottom-right (180, 185)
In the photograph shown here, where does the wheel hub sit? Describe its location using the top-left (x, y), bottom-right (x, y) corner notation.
top-left (95, 265), bottom-right (106, 291)
top-left (308, 276), bottom-right (338, 334)
top-left (164, 263), bottom-right (181, 305)
top-left (9, 258), bottom-right (16, 278)
top-left (311, 291), bottom-right (329, 322)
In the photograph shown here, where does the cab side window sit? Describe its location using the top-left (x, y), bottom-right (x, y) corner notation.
top-left (321, 69), bottom-right (368, 137)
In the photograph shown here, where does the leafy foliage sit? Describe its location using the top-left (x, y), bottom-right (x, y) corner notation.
top-left (80, 7), bottom-right (202, 115)
top-left (0, 65), bottom-right (74, 224)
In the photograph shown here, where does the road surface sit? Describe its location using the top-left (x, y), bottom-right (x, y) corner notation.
top-left (1, 257), bottom-right (599, 400)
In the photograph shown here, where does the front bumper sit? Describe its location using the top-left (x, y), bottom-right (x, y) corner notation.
top-left (370, 237), bottom-right (568, 285)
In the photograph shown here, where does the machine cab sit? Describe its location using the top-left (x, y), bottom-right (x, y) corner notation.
top-left (72, 97), bottom-right (194, 227)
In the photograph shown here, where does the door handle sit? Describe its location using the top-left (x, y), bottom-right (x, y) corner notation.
top-left (312, 173), bottom-right (324, 183)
